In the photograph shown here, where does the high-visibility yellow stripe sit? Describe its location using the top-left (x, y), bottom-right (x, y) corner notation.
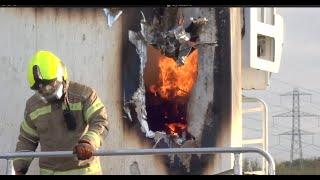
top-left (29, 105), bottom-right (51, 120)
top-left (40, 162), bottom-right (102, 175)
top-left (21, 120), bottom-right (38, 138)
top-left (84, 98), bottom-right (104, 122)
top-left (62, 102), bottom-right (82, 111)
top-left (83, 130), bottom-right (101, 148)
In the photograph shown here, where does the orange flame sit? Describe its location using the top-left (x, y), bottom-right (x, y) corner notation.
top-left (165, 123), bottom-right (187, 136)
top-left (148, 49), bottom-right (199, 100)
top-left (145, 46), bottom-right (198, 138)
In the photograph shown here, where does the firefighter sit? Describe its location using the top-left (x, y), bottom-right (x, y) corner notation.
top-left (13, 50), bottom-right (109, 175)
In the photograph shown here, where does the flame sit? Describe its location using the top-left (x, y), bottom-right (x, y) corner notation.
top-left (145, 46), bottom-right (198, 139)
top-left (148, 49), bottom-right (199, 100)
top-left (165, 123), bottom-right (187, 136)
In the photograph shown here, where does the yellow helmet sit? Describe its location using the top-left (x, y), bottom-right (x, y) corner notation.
top-left (27, 51), bottom-right (68, 90)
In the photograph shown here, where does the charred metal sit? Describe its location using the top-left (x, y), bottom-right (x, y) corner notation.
top-left (122, 7), bottom-right (220, 174)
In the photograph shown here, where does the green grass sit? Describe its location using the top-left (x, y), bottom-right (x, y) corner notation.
top-left (275, 157), bottom-right (320, 175)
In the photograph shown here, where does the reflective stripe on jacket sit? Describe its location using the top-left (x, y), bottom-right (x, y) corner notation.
top-left (14, 81), bottom-right (109, 174)
top-left (39, 158), bottom-right (102, 175)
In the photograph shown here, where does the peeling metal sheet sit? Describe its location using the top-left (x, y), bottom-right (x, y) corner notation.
top-left (132, 13), bottom-right (211, 66)
top-left (121, 7), bottom-right (219, 174)
top-left (103, 8), bottom-right (123, 28)
top-left (127, 12), bottom-right (155, 139)
top-left (125, 11), bottom-right (214, 144)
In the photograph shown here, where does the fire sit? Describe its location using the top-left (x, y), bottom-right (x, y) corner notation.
top-left (145, 45), bottom-right (198, 141)
top-left (165, 123), bottom-right (187, 136)
top-left (148, 49), bottom-right (199, 100)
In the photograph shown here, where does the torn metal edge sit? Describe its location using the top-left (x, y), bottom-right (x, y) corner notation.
top-left (127, 12), bottom-right (155, 139)
top-left (103, 8), bottom-right (123, 28)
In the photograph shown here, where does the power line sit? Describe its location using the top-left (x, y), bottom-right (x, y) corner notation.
top-left (244, 85), bottom-right (320, 128)
top-left (243, 88), bottom-right (320, 162)
top-left (272, 78), bottom-right (320, 95)
top-left (244, 129), bottom-right (320, 161)
top-left (245, 116), bottom-right (292, 130)
top-left (270, 146), bottom-right (289, 153)
top-left (300, 147), bottom-right (320, 157)
top-left (246, 78), bottom-right (320, 110)
top-left (244, 120), bottom-right (319, 151)
top-left (269, 103), bottom-right (291, 111)
top-left (245, 116), bottom-right (320, 136)
top-left (270, 132), bottom-right (320, 151)
top-left (303, 100), bottom-right (320, 112)
top-left (272, 88), bottom-right (320, 169)
top-left (268, 141), bottom-right (319, 162)
top-left (244, 90), bottom-right (291, 110)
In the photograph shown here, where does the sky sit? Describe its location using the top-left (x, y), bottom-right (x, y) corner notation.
top-left (244, 8), bottom-right (320, 163)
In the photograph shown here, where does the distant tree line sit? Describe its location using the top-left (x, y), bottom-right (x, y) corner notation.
top-left (275, 157), bottom-right (320, 175)
top-left (243, 158), bottom-right (261, 172)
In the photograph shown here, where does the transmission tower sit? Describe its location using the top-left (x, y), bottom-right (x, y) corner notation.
top-left (273, 88), bottom-right (319, 169)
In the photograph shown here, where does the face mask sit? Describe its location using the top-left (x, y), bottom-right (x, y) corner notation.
top-left (38, 82), bottom-right (64, 102)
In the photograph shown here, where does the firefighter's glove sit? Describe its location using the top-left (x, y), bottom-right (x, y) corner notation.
top-left (73, 140), bottom-right (94, 160)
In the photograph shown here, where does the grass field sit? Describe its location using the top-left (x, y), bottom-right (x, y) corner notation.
top-left (275, 158), bottom-right (320, 175)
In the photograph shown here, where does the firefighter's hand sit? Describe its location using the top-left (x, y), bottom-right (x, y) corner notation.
top-left (73, 140), bottom-right (94, 160)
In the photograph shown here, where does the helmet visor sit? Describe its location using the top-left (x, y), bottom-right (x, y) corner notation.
top-left (36, 81), bottom-right (64, 102)
top-left (37, 81), bottom-right (58, 96)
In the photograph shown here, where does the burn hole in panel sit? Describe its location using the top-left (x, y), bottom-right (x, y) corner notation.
top-left (144, 45), bottom-right (199, 144)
